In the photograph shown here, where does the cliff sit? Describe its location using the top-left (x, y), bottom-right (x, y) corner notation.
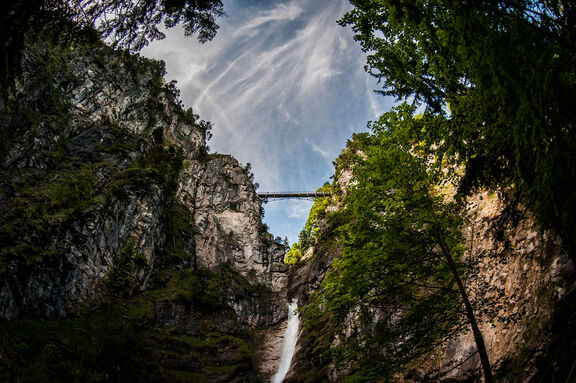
top-left (287, 138), bottom-right (576, 382)
top-left (3, 17), bottom-right (574, 383)
top-left (0, 38), bottom-right (287, 381)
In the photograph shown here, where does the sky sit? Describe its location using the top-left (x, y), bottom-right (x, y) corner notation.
top-left (141, 0), bottom-right (394, 244)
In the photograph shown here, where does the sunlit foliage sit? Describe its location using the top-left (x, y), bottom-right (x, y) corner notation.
top-left (341, 0), bottom-right (576, 257)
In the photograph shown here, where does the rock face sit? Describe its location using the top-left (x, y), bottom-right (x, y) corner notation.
top-left (0, 35), bottom-right (295, 383)
top-left (179, 155), bottom-right (287, 294)
top-left (421, 191), bottom-right (574, 382)
top-left (1, 42), bottom-right (181, 319)
top-left (288, 157), bottom-right (575, 382)
top-left (177, 155), bottom-right (288, 327)
top-left (0, 40), bottom-right (287, 330)
top-left (253, 320), bottom-right (289, 381)
top-left (0, 183), bottom-right (169, 319)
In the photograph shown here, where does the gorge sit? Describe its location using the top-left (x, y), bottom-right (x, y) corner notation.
top-left (2, 1), bottom-right (576, 382)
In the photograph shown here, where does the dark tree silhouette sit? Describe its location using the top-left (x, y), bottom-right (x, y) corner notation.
top-left (1, 0), bottom-right (224, 96)
top-left (341, 0), bottom-right (576, 262)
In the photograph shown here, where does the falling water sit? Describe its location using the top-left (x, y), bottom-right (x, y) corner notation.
top-left (271, 299), bottom-right (299, 383)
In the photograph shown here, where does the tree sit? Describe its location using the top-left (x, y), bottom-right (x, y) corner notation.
top-left (298, 229), bottom-right (310, 250)
top-left (306, 105), bottom-right (492, 381)
top-left (290, 184), bottom-right (333, 260)
top-left (82, 0), bottom-right (224, 50)
top-left (303, 183), bottom-right (332, 243)
top-left (340, 0), bottom-right (576, 260)
top-left (284, 242), bottom-right (302, 264)
top-left (1, 0), bottom-right (224, 97)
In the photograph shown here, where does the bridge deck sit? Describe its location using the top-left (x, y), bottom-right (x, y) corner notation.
top-left (258, 192), bottom-right (331, 200)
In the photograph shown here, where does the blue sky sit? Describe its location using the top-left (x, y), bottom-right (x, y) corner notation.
top-left (142, 0), bottom-right (393, 244)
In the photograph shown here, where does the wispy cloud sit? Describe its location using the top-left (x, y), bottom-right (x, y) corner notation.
top-left (286, 200), bottom-right (314, 220)
top-left (142, 0), bottom-right (394, 242)
top-left (237, 2), bottom-right (304, 37)
top-left (306, 138), bottom-right (330, 160)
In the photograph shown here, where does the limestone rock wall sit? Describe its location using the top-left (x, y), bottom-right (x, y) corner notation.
top-left (0, 40), bottom-right (287, 325)
top-left (180, 156), bottom-right (287, 291)
top-left (0, 184), bottom-right (169, 319)
top-left (177, 154), bottom-right (288, 326)
top-left (253, 319), bottom-right (288, 381)
top-left (1, 43), bottom-right (185, 319)
top-left (409, 190), bottom-right (574, 382)
top-left (289, 181), bottom-right (574, 381)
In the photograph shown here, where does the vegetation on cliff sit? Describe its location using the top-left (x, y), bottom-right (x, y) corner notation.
top-left (0, 38), bottom-right (184, 277)
top-left (0, 11), bottom-right (284, 382)
top-left (301, 106), bottom-right (493, 381)
top-left (291, 1), bottom-right (576, 381)
top-left (285, 183), bottom-right (332, 264)
top-left (0, 268), bottom-right (256, 382)
top-left (341, 0), bottom-right (576, 259)
top-left (2, 0), bottom-right (576, 382)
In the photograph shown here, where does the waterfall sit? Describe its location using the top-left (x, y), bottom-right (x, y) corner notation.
top-left (271, 299), bottom-right (299, 383)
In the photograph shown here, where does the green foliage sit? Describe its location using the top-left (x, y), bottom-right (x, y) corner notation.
top-left (286, 184), bottom-right (333, 265)
top-left (109, 131), bottom-right (184, 197)
top-left (197, 144), bottom-right (210, 163)
top-left (106, 238), bottom-right (147, 297)
top-left (1, 39), bottom-right (73, 158)
top-left (303, 184), bottom-right (332, 244)
top-left (284, 242), bottom-right (303, 264)
top-left (332, 132), bottom-right (372, 179)
top-left (216, 262), bottom-right (272, 296)
top-left (0, 121), bottom-right (183, 278)
top-left (139, 141), bottom-right (185, 191)
top-left (0, 313), bottom-right (142, 382)
top-left (162, 200), bottom-right (196, 266)
top-left (116, 48), bottom-right (166, 82)
top-left (303, 106), bottom-right (479, 380)
top-left (42, 166), bottom-right (97, 211)
top-left (0, 269), bottom-right (255, 383)
top-left (148, 269), bottom-right (227, 312)
top-left (1, 1), bottom-right (224, 100)
top-left (0, 1), bottom-right (100, 98)
top-left (152, 126), bottom-right (164, 145)
top-left (342, 0), bottom-right (576, 258)
top-left (85, 0), bottom-right (225, 50)
top-left (0, 163), bottom-right (101, 272)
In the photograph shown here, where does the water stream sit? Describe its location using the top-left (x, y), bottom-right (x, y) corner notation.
top-left (271, 299), bottom-right (299, 383)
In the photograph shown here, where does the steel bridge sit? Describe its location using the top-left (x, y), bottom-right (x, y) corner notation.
top-left (258, 192), bottom-right (331, 201)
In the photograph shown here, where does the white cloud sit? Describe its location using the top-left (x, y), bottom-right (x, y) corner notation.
top-left (142, 0), bottom-right (393, 243)
top-left (184, 62), bottom-right (207, 82)
top-left (237, 2), bottom-right (304, 37)
top-left (286, 200), bottom-right (314, 220)
top-left (195, 49), bottom-right (250, 107)
top-left (306, 138), bottom-right (330, 160)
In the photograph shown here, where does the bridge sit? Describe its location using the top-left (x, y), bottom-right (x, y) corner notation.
top-left (258, 192), bottom-right (331, 201)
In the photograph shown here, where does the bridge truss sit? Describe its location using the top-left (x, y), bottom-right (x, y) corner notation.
top-left (258, 192), bottom-right (331, 202)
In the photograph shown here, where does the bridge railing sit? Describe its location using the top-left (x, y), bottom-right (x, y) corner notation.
top-left (257, 192), bottom-right (331, 201)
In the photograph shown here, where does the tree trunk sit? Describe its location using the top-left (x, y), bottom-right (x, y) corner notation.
top-left (437, 235), bottom-right (493, 383)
